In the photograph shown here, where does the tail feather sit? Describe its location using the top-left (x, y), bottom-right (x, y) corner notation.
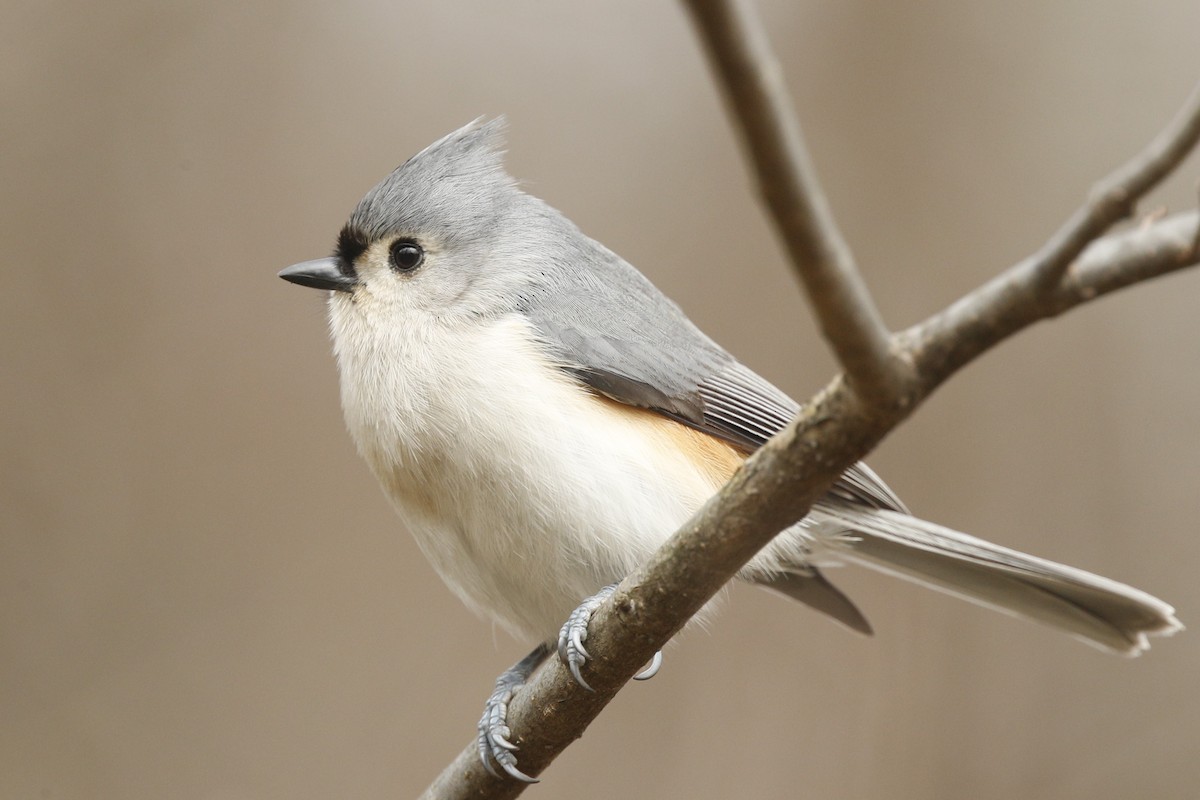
top-left (808, 506), bottom-right (1181, 655)
top-left (756, 568), bottom-right (874, 635)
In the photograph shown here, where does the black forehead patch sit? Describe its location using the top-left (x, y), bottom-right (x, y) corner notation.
top-left (335, 225), bottom-right (370, 276)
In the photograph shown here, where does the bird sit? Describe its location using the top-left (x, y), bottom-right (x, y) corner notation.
top-left (279, 118), bottom-right (1181, 782)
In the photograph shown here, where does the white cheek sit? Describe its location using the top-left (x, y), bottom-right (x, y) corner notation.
top-left (348, 242), bottom-right (482, 320)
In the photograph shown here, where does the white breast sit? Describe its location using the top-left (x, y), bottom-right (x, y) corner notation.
top-left (329, 302), bottom-right (730, 641)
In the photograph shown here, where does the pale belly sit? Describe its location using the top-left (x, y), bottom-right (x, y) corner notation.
top-left (335, 312), bottom-right (741, 641)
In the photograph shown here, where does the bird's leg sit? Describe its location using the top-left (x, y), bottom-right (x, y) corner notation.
top-left (557, 583), bottom-right (663, 691)
top-left (477, 641), bottom-right (552, 783)
top-left (478, 586), bottom-right (666, 781)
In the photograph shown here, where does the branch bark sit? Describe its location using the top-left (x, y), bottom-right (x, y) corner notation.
top-left (681, 0), bottom-right (905, 404)
top-left (420, 3), bottom-right (1200, 795)
top-left (910, 210), bottom-right (1200, 384)
top-left (1026, 79), bottom-right (1200, 292)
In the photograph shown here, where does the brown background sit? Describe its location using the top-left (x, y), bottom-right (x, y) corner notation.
top-left (4, 2), bottom-right (1199, 798)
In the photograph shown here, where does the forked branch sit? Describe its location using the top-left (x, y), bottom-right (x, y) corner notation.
top-left (422, 2), bottom-right (1200, 796)
top-left (682, 0), bottom-right (904, 404)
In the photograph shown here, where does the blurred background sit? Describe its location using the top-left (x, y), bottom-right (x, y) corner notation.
top-left (3, 1), bottom-right (1199, 798)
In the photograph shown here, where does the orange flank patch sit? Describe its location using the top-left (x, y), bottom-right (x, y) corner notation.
top-left (590, 396), bottom-right (746, 491)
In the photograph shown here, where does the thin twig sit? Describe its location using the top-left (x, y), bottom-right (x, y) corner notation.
top-left (908, 210), bottom-right (1200, 385)
top-left (1027, 79), bottom-right (1200, 291)
top-left (682, 0), bottom-right (909, 406)
top-left (1055, 209), bottom-right (1200, 305)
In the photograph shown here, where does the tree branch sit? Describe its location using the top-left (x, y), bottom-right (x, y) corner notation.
top-left (422, 207), bottom-right (1200, 799)
top-left (908, 209), bottom-right (1200, 385)
top-left (420, 4), bottom-right (1200, 794)
top-left (681, 0), bottom-right (907, 405)
top-left (1027, 80), bottom-right (1200, 292)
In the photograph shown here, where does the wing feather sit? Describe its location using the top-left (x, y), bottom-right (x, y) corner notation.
top-left (520, 218), bottom-right (904, 514)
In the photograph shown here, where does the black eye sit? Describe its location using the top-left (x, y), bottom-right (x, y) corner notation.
top-left (388, 240), bottom-right (424, 273)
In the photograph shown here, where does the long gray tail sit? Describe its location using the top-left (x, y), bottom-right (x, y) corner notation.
top-left (809, 506), bottom-right (1181, 655)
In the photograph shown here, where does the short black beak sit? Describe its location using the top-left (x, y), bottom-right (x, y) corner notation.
top-left (278, 258), bottom-right (357, 293)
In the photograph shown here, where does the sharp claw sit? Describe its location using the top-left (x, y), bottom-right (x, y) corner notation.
top-left (633, 650), bottom-right (663, 681)
top-left (568, 666), bottom-right (592, 690)
top-left (490, 731), bottom-right (518, 751)
top-left (502, 761), bottom-right (539, 783)
top-left (569, 661), bottom-right (594, 691)
top-left (479, 726), bottom-right (530, 780)
top-left (571, 631), bottom-right (589, 660)
top-left (478, 733), bottom-right (501, 778)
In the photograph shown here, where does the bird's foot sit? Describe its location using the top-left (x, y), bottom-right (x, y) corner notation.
top-left (477, 642), bottom-right (551, 782)
top-left (556, 583), bottom-right (663, 690)
top-left (477, 585), bottom-right (664, 781)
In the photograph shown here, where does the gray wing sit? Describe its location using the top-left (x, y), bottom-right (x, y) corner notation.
top-left (521, 226), bottom-right (908, 634)
top-left (523, 232), bottom-right (906, 514)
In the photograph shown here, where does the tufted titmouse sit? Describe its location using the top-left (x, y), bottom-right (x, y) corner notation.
top-left (280, 118), bottom-right (1180, 781)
